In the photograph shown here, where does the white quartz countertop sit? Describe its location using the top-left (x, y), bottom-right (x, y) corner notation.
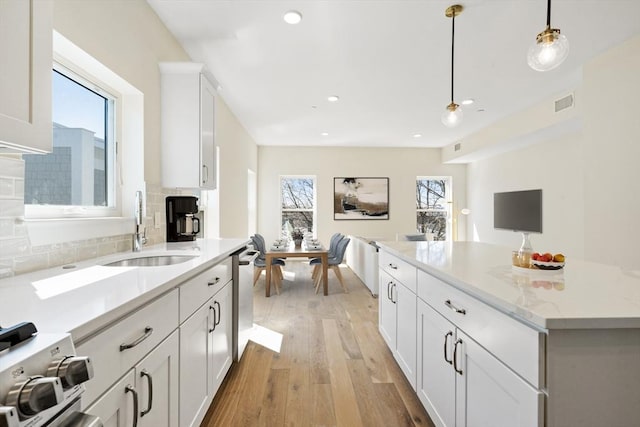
top-left (0, 238), bottom-right (248, 343)
top-left (376, 241), bottom-right (640, 330)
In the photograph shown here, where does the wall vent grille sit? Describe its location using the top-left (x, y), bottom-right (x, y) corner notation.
top-left (555, 93), bottom-right (574, 112)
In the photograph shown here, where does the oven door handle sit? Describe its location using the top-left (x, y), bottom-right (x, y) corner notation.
top-left (239, 249), bottom-right (260, 265)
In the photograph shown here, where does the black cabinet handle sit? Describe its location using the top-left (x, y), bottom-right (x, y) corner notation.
top-left (208, 305), bottom-right (216, 333)
top-left (140, 369), bottom-right (153, 417)
top-left (453, 338), bottom-right (463, 375)
top-left (388, 263), bottom-right (398, 270)
top-left (214, 301), bottom-right (221, 327)
top-left (120, 327), bottom-right (153, 351)
top-left (208, 277), bottom-right (220, 286)
top-left (125, 385), bottom-right (139, 427)
top-left (443, 331), bottom-right (453, 365)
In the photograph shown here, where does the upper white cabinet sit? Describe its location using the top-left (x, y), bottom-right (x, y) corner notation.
top-left (0, 0), bottom-right (52, 153)
top-left (160, 62), bottom-right (217, 189)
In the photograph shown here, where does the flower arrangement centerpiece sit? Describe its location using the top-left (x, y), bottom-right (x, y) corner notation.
top-left (291, 228), bottom-right (305, 247)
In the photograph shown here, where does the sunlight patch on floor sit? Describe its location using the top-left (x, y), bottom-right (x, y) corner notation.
top-left (248, 324), bottom-right (283, 353)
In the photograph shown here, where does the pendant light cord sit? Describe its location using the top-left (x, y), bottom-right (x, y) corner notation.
top-left (546, 0), bottom-right (551, 27)
top-left (450, 9), bottom-right (456, 104)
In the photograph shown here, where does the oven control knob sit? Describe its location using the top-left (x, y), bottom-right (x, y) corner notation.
top-left (5, 376), bottom-right (64, 418)
top-left (47, 356), bottom-right (94, 388)
top-left (0, 406), bottom-right (20, 427)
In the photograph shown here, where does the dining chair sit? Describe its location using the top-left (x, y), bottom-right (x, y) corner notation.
top-left (310, 237), bottom-right (350, 294)
top-left (250, 234), bottom-right (285, 293)
top-left (311, 233), bottom-right (343, 282)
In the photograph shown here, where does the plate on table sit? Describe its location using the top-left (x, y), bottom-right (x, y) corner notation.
top-left (271, 245), bottom-right (286, 251)
top-left (531, 260), bottom-right (565, 270)
top-left (307, 244), bottom-right (322, 249)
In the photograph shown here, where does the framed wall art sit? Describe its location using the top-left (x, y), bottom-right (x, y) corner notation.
top-left (333, 177), bottom-right (389, 220)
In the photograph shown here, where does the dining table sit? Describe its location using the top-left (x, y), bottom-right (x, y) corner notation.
top-left (264, 240), bottom-right (329, 297)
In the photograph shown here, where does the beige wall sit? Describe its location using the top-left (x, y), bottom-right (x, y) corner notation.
top-left (54, 0), bottom-right (189, 185)
top-left (464, 34), bottom-right (640, 269)
top-left (257, 146), bottom-right (467, 246)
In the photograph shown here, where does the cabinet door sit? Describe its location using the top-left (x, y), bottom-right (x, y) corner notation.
top-left (0, 0), bottom-right (52, 153)
top-left (455, 330), bottom-right (543, 427)
top-left (378, 270), bottom-right (396, 350)
top-left (136, 331), bottom-right (179, 427)
top-left (179, 300), bottom-right (214, 427)
top-left (84, 370), bottom-right (136, 427)
top-left (210, 281), bottom-right (232, 396)
top-left (199, 74), bottom-right (216, 189)
top-left (395, 281), bottom-right (417, 390)
top-left (417, 299), bottom-right (456, 427)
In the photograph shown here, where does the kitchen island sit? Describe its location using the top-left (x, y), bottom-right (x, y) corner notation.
top-left (377, 240), bottom-right (640, 427)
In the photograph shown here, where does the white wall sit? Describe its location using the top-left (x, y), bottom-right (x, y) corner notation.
top-left (465, 34), bottom-right (640, 269)
top-left (466, 131), bottom-right (585, 257)
top-left (257, 146), bottom-right (466, 246)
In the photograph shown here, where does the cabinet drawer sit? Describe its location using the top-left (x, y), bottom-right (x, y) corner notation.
top-left (417, 270), bottom-right (544, 388)
top-left (180, 257), bottom-right (231, 323)
top-left (77, 289), bottom-right (179, 406)
top-left (380, 251), bottom-right (417, 293)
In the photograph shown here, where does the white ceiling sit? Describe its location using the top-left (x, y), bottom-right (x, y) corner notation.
top-left (146, 0), bottom-right (640, 148)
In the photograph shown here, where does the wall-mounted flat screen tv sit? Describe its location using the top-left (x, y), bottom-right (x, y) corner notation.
top-left (493, 189), bottom-right (542, 233)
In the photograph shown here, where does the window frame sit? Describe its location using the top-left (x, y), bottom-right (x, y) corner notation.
top-left (24, 62), bottom-right (120, 219)
top-left (279, 175), bottom-right (317, 237)
top-left (416, 176), bottom-right (452, 241)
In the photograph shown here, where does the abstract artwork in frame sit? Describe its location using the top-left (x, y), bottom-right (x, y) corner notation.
top-left (333, 177), bottom-right (389, 220)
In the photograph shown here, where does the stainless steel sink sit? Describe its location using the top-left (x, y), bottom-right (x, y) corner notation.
top-left (103, 255), bottom-right (198, 267)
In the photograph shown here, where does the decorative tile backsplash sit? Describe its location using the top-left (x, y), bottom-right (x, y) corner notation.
top-left (0, 156), bottom-right (190, 278)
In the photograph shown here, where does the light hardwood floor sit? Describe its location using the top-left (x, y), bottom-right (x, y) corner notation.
top-left (201, 260), bottom-right (434, 427)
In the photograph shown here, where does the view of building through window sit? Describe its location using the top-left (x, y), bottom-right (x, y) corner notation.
top-left (24, 68), bottom-right (114, 208)
top-left (416, 177), bottom-right (451, 240)
top-left (280, 176), bottom-right (315, 237)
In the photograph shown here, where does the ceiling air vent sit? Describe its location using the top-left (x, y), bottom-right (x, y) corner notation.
top-left (554, 93), bottom-right (574, 113)
top-left (454, 143), bottom-right (462, 151)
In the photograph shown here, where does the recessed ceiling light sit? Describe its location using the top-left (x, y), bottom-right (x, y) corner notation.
top-left (321, 132), bottom-right (329, 136)
top-left (461, 98), bottom-right (475, 105)
top-left (283, 10), bottom-right (302, 25)
top-left (413, 134), bottom-right (422, 138)
top-left (327, 95), bottom-right (340, 102)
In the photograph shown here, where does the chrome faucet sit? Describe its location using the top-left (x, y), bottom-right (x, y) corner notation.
top-left (133, 190), bottom-right (147, 252)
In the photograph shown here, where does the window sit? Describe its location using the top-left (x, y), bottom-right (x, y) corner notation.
top-left (416, 177), bottom-right (451, 241)
top-left (24, 65), bottom-right (117, 217)
top-left (280, 176), bottom-right (316, 236)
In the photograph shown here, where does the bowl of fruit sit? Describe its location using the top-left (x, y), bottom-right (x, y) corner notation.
top-left (531, 252), bottom-right (565, 270)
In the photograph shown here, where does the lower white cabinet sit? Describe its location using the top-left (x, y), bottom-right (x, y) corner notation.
top-left (417, 299), bottom-right (542, 427)
top-left (379, 269), bottom-right (417, 389)
top-left (85, 330), bottom-right (179, 427)
top-left (179, 280), bottom-right (232, 427)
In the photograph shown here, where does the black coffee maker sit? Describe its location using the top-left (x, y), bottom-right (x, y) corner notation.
top-left (166, 196), bottom-right (200, 242)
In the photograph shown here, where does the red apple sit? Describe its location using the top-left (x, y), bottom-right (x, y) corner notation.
top-left (532, 252), bottom-right (541, 261)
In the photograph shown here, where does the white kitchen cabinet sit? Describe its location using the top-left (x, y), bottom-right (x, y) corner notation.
top-left (179, 299), bottom-right (214, 427)
top-left (160, 62), bottom-right (216, 189)
top-left (84, 328), bottom-right (179, 427)
top-left (179, 279), bottom-right (233, 427)
top-left (210, 280), bottom-right (233, 396)
top-left (379, 258), bottom-right (417, 390)
top-left (85, 370), bottom-right (136, 427)
top-left (417, 297), bottom-right (542, 427)
top-left (0, 0), bottom-right (52, 153)
top-left (136, 331), bottom-right (179, 427)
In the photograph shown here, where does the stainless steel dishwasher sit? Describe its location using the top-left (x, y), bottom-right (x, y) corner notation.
top-left (232, 247), bottom-right (259, 361)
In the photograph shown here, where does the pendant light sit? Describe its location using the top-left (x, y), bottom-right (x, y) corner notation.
top-left (527, 0), bottom-right (569, 71)
top-left (442, 5), bottom-right (463, 128)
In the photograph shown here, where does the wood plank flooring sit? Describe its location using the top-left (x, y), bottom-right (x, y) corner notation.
top-left (201, 260), bottom-right (434, 427)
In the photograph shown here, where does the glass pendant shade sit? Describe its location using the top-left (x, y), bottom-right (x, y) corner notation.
top-left (441, 103), bottom-right (463, 128)
top-left (527, 28), bottom-right (569, 72)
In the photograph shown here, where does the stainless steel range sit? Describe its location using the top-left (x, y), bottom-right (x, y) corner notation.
top-left (0, 324), bottom-right (101, 427)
